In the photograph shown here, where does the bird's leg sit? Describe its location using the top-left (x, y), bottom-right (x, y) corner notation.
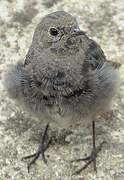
top-left (22, 123), bottom-right (52, 173)
top-left (72, 121), bottom-right (106, 175)
top-left (92, 120), bottom-right (97, 171)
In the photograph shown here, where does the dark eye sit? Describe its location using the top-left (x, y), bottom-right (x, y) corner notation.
top-left (50, 28), bottom-right (58, 36)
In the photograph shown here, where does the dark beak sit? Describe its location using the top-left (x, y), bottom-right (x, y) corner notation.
top-left (71, 29), bottom-right (85, 37)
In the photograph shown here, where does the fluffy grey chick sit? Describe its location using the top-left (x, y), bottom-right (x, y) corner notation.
top-left (3, 11), bottom-right (121, 174)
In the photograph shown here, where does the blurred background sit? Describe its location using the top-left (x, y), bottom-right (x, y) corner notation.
top-left (0, 0), bottom-right (124, 179)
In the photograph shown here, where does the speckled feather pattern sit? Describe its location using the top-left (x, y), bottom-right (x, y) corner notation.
top-left (3, 11), bottom-right (120, 128)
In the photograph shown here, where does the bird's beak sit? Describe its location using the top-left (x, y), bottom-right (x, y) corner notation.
top-left (71, 29), bottom-right (85, 37)
top-left (61, 29), bottom-right (85, 39)
top-left (61, 34), bottom-right (69, 39)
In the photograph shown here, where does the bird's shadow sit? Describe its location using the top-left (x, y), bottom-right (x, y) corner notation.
top-left (4, 111), bottom-right (72, 145)
top-left (4, 109), bottom-right (121, 148)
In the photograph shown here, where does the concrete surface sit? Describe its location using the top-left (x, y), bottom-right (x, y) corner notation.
top-left (0, 0), bottom-right (124, 179)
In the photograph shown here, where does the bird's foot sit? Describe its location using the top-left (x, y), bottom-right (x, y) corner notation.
top-left (22, 124), bottom-right (52, 173)
top-left (72, 141), bottom-right (106, 175)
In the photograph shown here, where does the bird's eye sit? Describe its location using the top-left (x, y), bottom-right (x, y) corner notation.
top-left (50, 28), bottom-right (58, 36)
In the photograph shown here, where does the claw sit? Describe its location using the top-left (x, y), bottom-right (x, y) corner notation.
top-left (72, 141), bottom-right (106, 175)
top-left (22, 123), bottom-right (51, 173)
top-left (72, 121), bottom-right (106, 175)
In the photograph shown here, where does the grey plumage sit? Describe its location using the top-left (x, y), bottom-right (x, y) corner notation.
top-left (3, 11), bottom-right (120, 128)
top-left (3, 11), bottom-right (121, 173)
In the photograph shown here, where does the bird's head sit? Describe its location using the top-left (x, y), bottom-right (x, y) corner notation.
top-left (32, 11), bottom-right (85, 56)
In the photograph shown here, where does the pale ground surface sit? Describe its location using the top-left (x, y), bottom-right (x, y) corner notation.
top-left (0, 0), bottom-right (124, 180)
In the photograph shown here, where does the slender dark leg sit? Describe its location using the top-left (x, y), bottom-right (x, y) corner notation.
top-left (92, 121), bottom-right (97, 172)
top-left (22, 123), bottom-right (52, 173)
top-left (72, 121), bottom-right (106, 175)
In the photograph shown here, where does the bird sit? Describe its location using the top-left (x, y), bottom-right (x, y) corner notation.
top-left (3, 11), bottom-right (121, 174)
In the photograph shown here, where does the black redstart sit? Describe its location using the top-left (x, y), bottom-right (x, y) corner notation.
top-left (3, 11), bottom-right (121, 174)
